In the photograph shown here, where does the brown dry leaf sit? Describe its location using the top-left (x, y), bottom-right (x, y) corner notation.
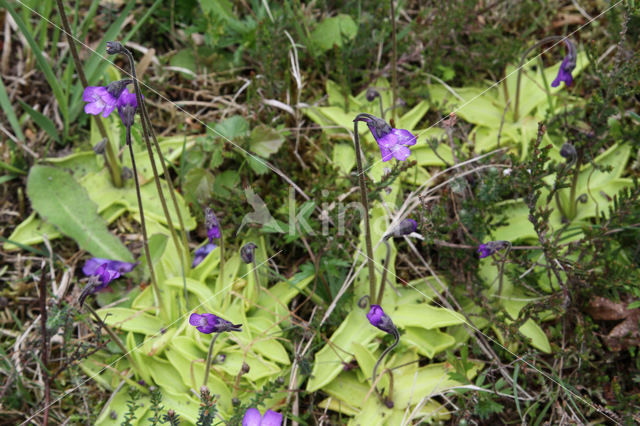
top-left (587, 297), bottom-right (640, 351)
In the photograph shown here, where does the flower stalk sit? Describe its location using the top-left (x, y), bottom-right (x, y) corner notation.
top-left (353, 118), bottom-right (378, 306)
top-left (203, 332), bottom-right (221, 388)
top-left (108, 42), bottom-right (190, 311)
top-left (55, 0), bottom-right (122, 187)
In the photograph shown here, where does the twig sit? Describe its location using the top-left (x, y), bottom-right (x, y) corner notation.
top-left (37, 265), bottom-right (50, 426)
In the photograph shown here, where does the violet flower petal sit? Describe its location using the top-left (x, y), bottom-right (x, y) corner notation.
top-left (261, 409), bottom-right (283, 426)
top-left (242, 408), bottom-right (263, 426)
top-left (393, 128), bottom-right (417, 146)
top-left (391, 144), bottom-right (411, 161)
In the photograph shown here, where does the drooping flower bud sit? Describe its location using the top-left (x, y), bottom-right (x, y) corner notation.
top-left (240, 242), bottom-right (257, 264)
top-left (106, 41), bottom-right (126, 55)
top-left (366, 304), bottom-right (398, 336)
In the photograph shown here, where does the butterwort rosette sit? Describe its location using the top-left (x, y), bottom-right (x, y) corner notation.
top-left (478, 240), bottom-right (511, 259)
top-left (367, 304), bottom-right (398, 336)
top-left (242, 408), bottom-right (282, 426)
top-left (551, 39), bottom-right (577, 88)
top-left (355, 113), bottom-right (417, 162)
top-left (189, 313), bottom-right (242, 334)
top-left (192, 243), bottom-right (217, 268)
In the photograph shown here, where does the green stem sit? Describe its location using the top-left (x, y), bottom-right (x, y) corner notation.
top-left (376, 239), bottom-right (392, 305)
top-left (251, 256), bottom-right (261, 298)
top-left (127, 128), bottom-right (163, 315)
top-left (513, 36), bottom-right (563, 121)
top-left (371, 328), bottom-right (399, 401)
top-left (55, 0), bottom-right (122, 187)
top-left (219, 232), bottom-right (225, 291)
top-left (353, 119), bottom-right (378, 306)
top-left (568, 157), bottom-right (581, 220)
top-left (203, 332), bottom-right (221, 388)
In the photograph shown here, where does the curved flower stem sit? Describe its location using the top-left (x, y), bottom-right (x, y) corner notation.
top-left (203, 332), bottom-right (221, 388)
top-left (567, 157), bottom-right (582, 220)
top-left (513, 36), bottom-right (563, 121)
top-left (371, 328), bottom-right (399, 402)
top-left (353, 119), bottom-right (378, 306)
top-left (378, 95), bottom-right (385, 120)
top-left (55, 0), bottom-right (122, 188)
top-left (376, 239), bottom-right (392, 305)
top-left (119, 46), bottom-right (190, 311)
top-left (127, 128), bottom-right (164, 315)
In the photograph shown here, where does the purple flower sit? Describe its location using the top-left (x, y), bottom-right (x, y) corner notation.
top-left (192, 243), bottom-right (217, 268)
top-left (82, 257), bottom-right (138, 280)
top-left (242, 408), bottom-right (282, 426)
top-left (83, 86), bottom-right (118, 118)
top-left (551, 39), bottom-right (577, 88)
top-left (477, 240), bottom-right (511, 258)
top-left (82, 79), bottom-right (132, 118)
top-left (116, 88), bottom-right (138, 128)
top-left (367, 304), bottom-right (398, 335)
top-left (386, 218), bottom-right (418, 239)
top-left (189, 313), bottom-right (242, 334)
top-left (205, 208), bottom-right (221, 242)
top-left (79, 258), bottom-right (137, 305)
top-left (355, 113), bottom-right (416, 162)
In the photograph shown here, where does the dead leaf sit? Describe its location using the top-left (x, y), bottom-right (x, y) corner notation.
top-left (587, 296), bottom-right (640, 351)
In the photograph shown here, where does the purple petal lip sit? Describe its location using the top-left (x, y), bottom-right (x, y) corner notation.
top-left (392, 128), bottom-right (417, 146)
top-left (367, 304), bottom-right (385, 327)
top-left (242, 408), bottom-right (283, 426)
top-left (242, 407), bottom-right (263, 426)
top-left (192, 243), bottom-right (217, 268)
top-left (477, 244), bottom-right (492, 258)
top-left (116, 88), bottom-right (138, 108)
top-left (82, 258), bottom-right (138, 276)
top-left (261, 410), bottom-right (283, 426)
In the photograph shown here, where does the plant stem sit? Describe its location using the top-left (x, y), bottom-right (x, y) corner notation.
top-left (251, 256), bottom-right (261, 298)
top-left (378, 95), bottom-right (385, 120)
top-left (219, 232), bottom-right (225, 293)
top-left (119, 47), bottom-right (190, 310)
top-left (203, 332), bottom-right (221, 388)
top-left (568, 157), bottom-right (582, 220)
top-left (513, 36), bottom-right (563, 121)
top-left (55, 0), bottom-right (122, 187)
top-left (371, 328), bottom-right (399, 402)
top-left (84, 303), bottom-right (142, 375)
top-left (126, 127), bottom-right (163, 315)
top-left (390, 0), bottom-right (398, 123)
top-left (353, 119), bottom-right (378, 306)
top-left (376, 239), bottom-right (392, 305)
